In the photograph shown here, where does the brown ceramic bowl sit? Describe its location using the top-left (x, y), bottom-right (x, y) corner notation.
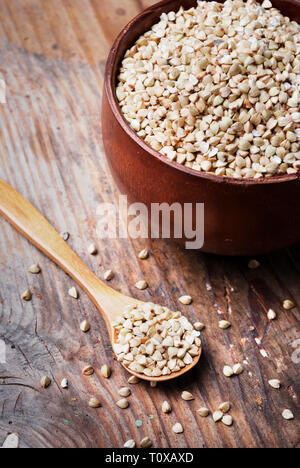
top-left (102, 0), bottom-right (300, 256)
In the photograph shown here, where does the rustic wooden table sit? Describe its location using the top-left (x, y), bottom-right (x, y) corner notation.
top-left (0, 0), bottom-right (299, 449)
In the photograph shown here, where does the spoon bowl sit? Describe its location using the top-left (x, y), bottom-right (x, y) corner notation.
top-left (121, 352), bottom-right (201, 382)
top-left (0, 178), bottom-right (201, 382)
top-left (112, 324), bottom-right (201, 382)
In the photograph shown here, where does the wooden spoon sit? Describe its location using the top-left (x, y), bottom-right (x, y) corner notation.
top-left (0, 178), bottom-right (201, 381)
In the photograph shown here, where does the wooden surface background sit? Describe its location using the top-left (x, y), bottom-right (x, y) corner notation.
top-left (0, 0), bottom-right (299, 448)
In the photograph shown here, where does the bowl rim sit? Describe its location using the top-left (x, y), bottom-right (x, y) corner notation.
top-left (104, 0), bottom-right (300, 186)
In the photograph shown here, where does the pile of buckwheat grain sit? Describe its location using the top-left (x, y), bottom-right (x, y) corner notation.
top-left (113, 302), bottom-right (201, 377)
top-left (116, 0), bottom-right (300, 178)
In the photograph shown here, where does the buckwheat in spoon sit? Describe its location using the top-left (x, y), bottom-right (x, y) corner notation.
top-left (0, 179), bottom-right (202, 381)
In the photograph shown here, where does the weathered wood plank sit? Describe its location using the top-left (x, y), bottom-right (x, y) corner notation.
top-left (0, 0), bottom-right (299, 448)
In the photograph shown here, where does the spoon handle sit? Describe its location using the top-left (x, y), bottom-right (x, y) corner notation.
top-left (0, 178), bottom-right (118, 318)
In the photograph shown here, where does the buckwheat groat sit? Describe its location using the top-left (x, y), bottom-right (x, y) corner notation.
top-left (113, 302), bottom-right (201, 377)
top-left (117, 0), bottom-right (300, 179)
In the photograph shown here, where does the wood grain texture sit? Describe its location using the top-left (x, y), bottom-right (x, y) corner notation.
top-left (0, 0), bottom-right (299, 448)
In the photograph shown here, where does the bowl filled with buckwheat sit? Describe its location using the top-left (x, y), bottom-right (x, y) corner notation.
top-left (102, 0), bottom-right (300, 255)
